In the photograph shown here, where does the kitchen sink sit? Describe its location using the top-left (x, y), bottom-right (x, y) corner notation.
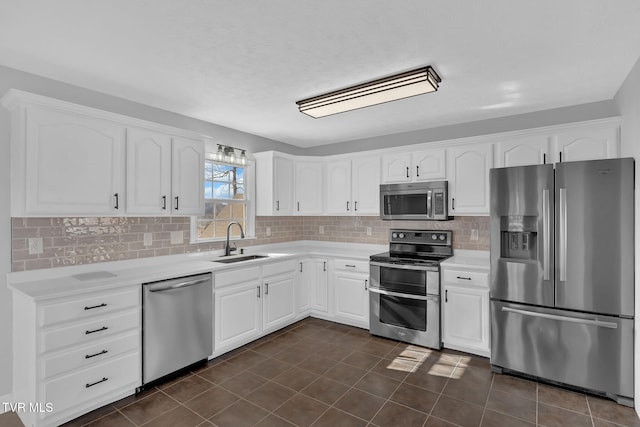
top-left (214, 255), bottom-right (269, 264)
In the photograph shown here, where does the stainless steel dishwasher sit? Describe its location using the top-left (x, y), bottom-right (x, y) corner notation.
top-left (142, 273), bottom-right (212, 386)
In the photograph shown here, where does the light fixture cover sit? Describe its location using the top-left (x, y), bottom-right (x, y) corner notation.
top-left (296, 66), bottom-right (441, 118)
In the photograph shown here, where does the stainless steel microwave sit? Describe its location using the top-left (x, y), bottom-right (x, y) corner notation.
top-left (380, 181), bottom-right (450, 220)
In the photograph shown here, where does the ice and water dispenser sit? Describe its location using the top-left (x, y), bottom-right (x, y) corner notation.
top-left (499, 215), bottom-right (538, 260)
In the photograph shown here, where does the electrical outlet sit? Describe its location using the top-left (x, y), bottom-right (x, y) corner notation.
top-left (28, 237), bottom-right (43, 255)
top-left (143, 233), bottom-right (153, 247)
top-left (170, 231), bottom-right (183, 245)
top-left (319, 225), bottom-right (324, 235)
top-left (266, 226), bottom-right (271, 237)
top-left (471, 229), bottom-right (479, 241)
top-left (366, 227), bottom-right (372, 236)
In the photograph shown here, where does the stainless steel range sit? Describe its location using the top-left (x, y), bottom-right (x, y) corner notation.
top-left (369, 229), bottom-right (452, 349)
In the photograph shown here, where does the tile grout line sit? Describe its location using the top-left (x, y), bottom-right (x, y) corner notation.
top-left (477, 372), bottom-right (495, 427)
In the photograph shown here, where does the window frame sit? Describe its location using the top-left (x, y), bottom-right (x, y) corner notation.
top-left (190, 159), bottom-right (255, 243)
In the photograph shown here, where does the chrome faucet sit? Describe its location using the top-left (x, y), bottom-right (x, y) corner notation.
top-left (225, 221), bottom-right (245, 256)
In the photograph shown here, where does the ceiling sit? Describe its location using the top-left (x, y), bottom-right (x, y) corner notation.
top-left (1, 1), bottom-right (640, 148)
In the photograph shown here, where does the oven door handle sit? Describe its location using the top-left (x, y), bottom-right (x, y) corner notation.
top-left (368, 287), bottom-right (435, 301)
top-left (370, 261), bottom-right (438, 272)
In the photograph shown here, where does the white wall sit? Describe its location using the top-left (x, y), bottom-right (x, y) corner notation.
top-left (0, 64), bottom-right (305, 398)
top-left (615, 54), bottom-right (640, 415)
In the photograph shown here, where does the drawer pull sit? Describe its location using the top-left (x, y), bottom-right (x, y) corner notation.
top-left (85, 326), bottom-right (108, 335)
top-left (85, 350), bottom-right (108, 359)
top-left (85, 377), bottom-right (108, 388)
top-left (456, 276), bottom-right (472, 280)
top-left (84, 303), bottom-right (107, 311)
top-left (345, 264), bottom-right (356, 268)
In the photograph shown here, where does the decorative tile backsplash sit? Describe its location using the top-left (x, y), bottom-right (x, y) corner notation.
top-left (11, 216), bottom-right (489, 271)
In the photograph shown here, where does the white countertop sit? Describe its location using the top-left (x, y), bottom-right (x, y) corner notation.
top-left (7, 240), bottom-right (387, 301)
top-left (441, 249), bottom-right (490, 271)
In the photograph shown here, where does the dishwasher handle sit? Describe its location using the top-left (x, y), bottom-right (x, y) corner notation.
top-left (147, 277), bottom-right (210, 293)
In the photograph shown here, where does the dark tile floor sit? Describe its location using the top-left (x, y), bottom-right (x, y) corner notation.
top-left (51, 317), bottom-right (640, 427)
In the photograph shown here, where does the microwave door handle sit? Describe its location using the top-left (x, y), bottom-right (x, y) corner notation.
top-left (427, 190), bottom-right (432, 218)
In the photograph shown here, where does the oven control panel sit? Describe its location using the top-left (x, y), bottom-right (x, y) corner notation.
top-left (390, 229), bottom-right (452, 246)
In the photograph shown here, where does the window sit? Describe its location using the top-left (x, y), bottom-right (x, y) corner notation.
top-left (192, 160), bottom-right (254, 241)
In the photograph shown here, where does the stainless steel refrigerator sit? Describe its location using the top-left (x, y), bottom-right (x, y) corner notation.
top-left (490, 158), bottom-right (635, 405)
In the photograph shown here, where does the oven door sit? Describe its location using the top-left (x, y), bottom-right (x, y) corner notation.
top-left (369, 262), bottom-right (442, 349)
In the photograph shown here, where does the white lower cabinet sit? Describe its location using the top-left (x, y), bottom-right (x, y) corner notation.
top-left (263, 261), bottom-right (297, 333)
top-left (441, 263), bottom-right (490, 357)
top-left (332, 259), bottom-right (370, 328)
top-left (13, 287), bottom-right (141, 427)
top-left (298, 258), bottom-right (328, 315)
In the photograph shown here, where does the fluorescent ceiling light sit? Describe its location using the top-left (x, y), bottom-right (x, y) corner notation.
top-left (296, 66), bottom-right (441, 118)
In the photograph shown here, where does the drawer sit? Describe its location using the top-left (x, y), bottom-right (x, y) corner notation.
top-left (43, 352), bottom-right (140, 416)
top-left (262, 260), bottom-right (296, 278)
top-left (334, 258), bottom-right (369, 274)
top-left (42, 331), bottom-right (139, 379)
top-left (215, 266), bottom-right (261, 288)
top-left (442, 270), bottom-right (488, 288)
top-left (41, 310), bottom-right (139, 354)
top-left (39, 287), bottom-right (139, 327)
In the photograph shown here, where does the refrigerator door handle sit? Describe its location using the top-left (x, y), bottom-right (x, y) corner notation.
top-left (559, 187), bottom-right (567, 282)
top-left (501, 307), bottom-right (618, 329)
top-left (542, 188), bottom-right (550, 281)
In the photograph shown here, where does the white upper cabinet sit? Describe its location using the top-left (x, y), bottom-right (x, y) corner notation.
top-left (3, 90), bottom-right (206, 217)
top-left (171, 137), bottom-right (205, 215)
top-left (126, 128), bottom-right (172, 214)
top-left (23, 106), bottom-right (126, 216)
top-left (255, 152), bottom-right (294, 215)
top-left (295, 160), bottom-right (324, 215)
top-left (326, 160), bottom-right (352, 214)
top-left (382, 149), bottom-right (446, 183)
top-left (326, 156), bottom-right (380, 215)
top-left (447, 143), bottom-right (493, 215)
top-left (552, 123), bottom-right (620, 163)
top-left (351, 156), bottom-right (381, 214)
top-left (494, 134), bottom-right (550, 167)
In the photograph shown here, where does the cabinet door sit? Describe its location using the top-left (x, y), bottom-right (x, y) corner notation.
top-left (263, 274), bottom-right (296, 332)
top-left (300, 259), bottom-right (328, 313)
top-left (326, 160), bottom-right (352, 214)
top-left (381, 152), bottom-right (411, 183)
top-left (494, 135), bottom-right (549, 167)
top-left (297, 260), bottom-right (312, 315)
top-left (442, 286), bottom-right (489, 356)
top-left (171, 137), bottom-right (205, 215)
top-left (352, 156), bottom-right (380, 215)
top-left (553, 125), bottom-right (619, 163)
top-left (413, 148), bottom-right (446, 181)
top-left (448, 143), bottom-right (493, 215)
top-left (126, 128), bottom-right (172, 214)
top-left (295, 161), bottom-right (324, 214)
top-left (274, 156), bottom-right (294, 215)
top-left (334, 272), bottom-right (369, 327)
top-left (25, 107), bottom-right (125, 215)
top-left (215, 281), bottom-right (262, 352)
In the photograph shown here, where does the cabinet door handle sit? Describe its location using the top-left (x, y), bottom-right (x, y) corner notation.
top-left (346, 201), bottom-right (350, 211)
top-left (345, 264), bottom-right (356, 268)
top-left (276, 200), bottom-right (280, 211)
top-left (297, 202), bottom-right (300, 212)
top-left (406, 166), bottom-right (409, 178)
top-left (162, 195), bottom-right (167, 210)
top-left (265, 283), bottom-right (269, 295)
top-left (257, 286), bottom-right (261, 298)
top-left (85, 326), bottom-right (108, 335)
top-left (354, 201), bottom-right (358, 211)
top-left (543, 153), bottom-right (546, 164)
top-left (86, 377), bottom-right (108, 388)
top-left (323, 261), bottom-right (326, 272)
top-left (84, 303), bottom-right (107, 311)
top-left (559, 152), bottom-right (563, 163)
top-left (174, 196), bottom-right (179, 211)
top-left (114, 193), bottom-right (119, 210)
top-left (300, 262), bottom-right (303, 272)
top-left (452, 198), bottom-right (455, 210)
top-left (445, 289), bottom-right (448, 303)
top-left (364, 279), bottom-right (368, 290)
top-left (456, 276), bottom-right (472, 280)
top-left (416, 165), bottom-right (420, 177)
top-left (85, 349), bottom-right (108, 359)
